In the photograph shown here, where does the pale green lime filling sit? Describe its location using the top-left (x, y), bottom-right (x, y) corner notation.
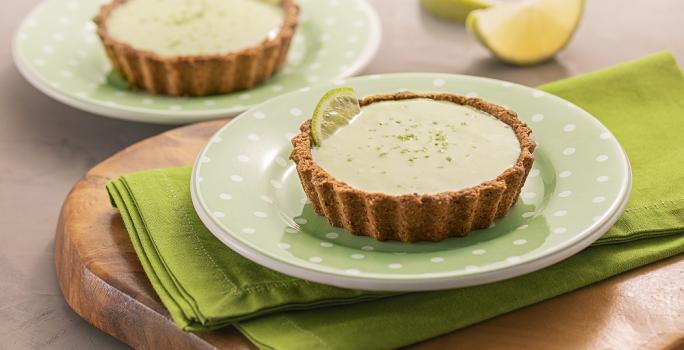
top-left (106, 0), bottom-right (283, 56)
top-left (312, 99), bottom-right (521, 195)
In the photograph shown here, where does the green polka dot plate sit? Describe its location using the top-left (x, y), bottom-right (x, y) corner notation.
top-left (191, 73), bottom-right (631, 291)
top-left (12, 0), bottom-right (380, 124)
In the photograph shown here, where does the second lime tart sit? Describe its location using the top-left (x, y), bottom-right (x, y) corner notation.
top-left (291, 90), bottom-right (536, 242)
top-left (95, 0), bottom-right (299, 96)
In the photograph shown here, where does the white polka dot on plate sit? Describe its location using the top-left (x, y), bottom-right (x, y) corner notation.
top-left (290, 108), bottom-right (302, 116)
top-left (554, 210), bottom-right (568, 217)
top-left (596, 155), bottom-right (608, 162)
top-left (522, 192), bottom-right (536, 199)
top-left (465, 265), bottom-right (479, 272)
top-left (553, 227), bottom-right (567, 234)
top-left (320, 242), bottom-right (334, 248)
top-left (596, 176), bottom-right (609, 182)
top-left (270, 180), bottom-right (283, 189)
top-left (521, 211), bottom-right (535, 218)
top-left (531, 114), bottom-right (544, 122)
top-left (277, 243), bottom-right (290, 249)
top-left (563, 147), bottom-right (576, 156)
top-left (230, 175), bottom-right (243, 182)
top-left (529, 169), bottom-right (540, 177)
top-left (472, 249), bottom-right (486, 255)
top-left (294, 217), bottom-right (308, 225)
top-left (237, 155), bottom-right (249, 162)
top-left (253, 111), bottom-right (265, 119)
top-left (430, 257), bottom-right (444, 263)
top-left (219, 193), bottom-right (232, 200)
top-left (513, 239), bottom-right (527, 245)
top-left (559, 170), bottom-right (572, 178)
top-left (247, 133), bottom-right (260, 141)
top-left (388, 263), bottom-right (402, 269)
top-left (592, 196), bottom-right (606, 203)
top-left (260, 195), bottom-right (273, 203)
top-left (361, 245), bottom-right (374, 251)
top-left (242, 227), bottom-right (256, 234)
top-left (351, 253), bottom-right (365, 260)
top-left (506, 256), bottom-right (521, 263)
top-left (309, 257), bottom-right (323, 263)
top-left (466, 92), bottom-right (478, 98)
top-left (533, 91), bottom-right (545, 98)
top-left (325, 232), bottom-right (339, 239)
top-left (559, 190), bottom-right (572, 198)
top-left (432, 78), bottom-right (445, 87)
top-left (516, 225), bottom-right (529, 230)
top-left (563, 124), bottom-right (576, 132)
top-left (285, 227), bottom-right (298, 234)
top-left (213, 211), bottom-right (225, 218)
top-left (254, 211), bottom-right (267, 218)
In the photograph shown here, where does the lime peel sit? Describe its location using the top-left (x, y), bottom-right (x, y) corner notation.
top-left (420, 0), bottom-right (493, 23)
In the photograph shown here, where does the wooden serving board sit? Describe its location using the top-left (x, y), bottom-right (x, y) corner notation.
top-left (55, 119), bottom-right (684, 350)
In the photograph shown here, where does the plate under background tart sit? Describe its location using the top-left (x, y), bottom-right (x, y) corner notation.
top-left (94, 0), bottom-right (299, 97)
top-left (290, 91), bottom-right (536, 242)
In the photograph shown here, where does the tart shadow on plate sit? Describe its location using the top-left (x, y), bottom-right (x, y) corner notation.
top-left (274, 203), bottom-right (549, 275)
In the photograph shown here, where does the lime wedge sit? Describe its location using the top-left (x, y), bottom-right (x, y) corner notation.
top-left (466, 0), bottom-right (584, 65)
top-left (420, 0), bottom-right (493, 23)
top-left (310, 88), bottom-right (360, 147)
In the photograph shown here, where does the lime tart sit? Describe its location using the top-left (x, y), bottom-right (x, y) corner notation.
top-left (95, 0), bottom-right (299, 96)
top-left (290, 90), bottom-right (536, 242)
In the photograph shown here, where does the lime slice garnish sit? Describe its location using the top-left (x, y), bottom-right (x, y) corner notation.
top-left (466, 0), bottom-right (584, 65)
top-left (310, 88), bottom-right (360, 147)
top-left (420, 0), bottom-right (493, 23)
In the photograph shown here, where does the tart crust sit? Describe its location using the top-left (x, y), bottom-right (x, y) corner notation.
top-left (94, 0), bottom-right (299, 97)
top-left (290, 92), bottom-right (536, 242)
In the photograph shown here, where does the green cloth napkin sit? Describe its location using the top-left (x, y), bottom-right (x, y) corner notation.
top-left (107, 52), bottom-right (684, 349)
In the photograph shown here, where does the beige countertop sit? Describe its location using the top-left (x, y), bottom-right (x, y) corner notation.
top-left (1, 0), bottom-right (682, 348)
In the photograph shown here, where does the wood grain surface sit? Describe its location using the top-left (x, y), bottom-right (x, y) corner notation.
top-left (54, 119), bottom-right (684, 350)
